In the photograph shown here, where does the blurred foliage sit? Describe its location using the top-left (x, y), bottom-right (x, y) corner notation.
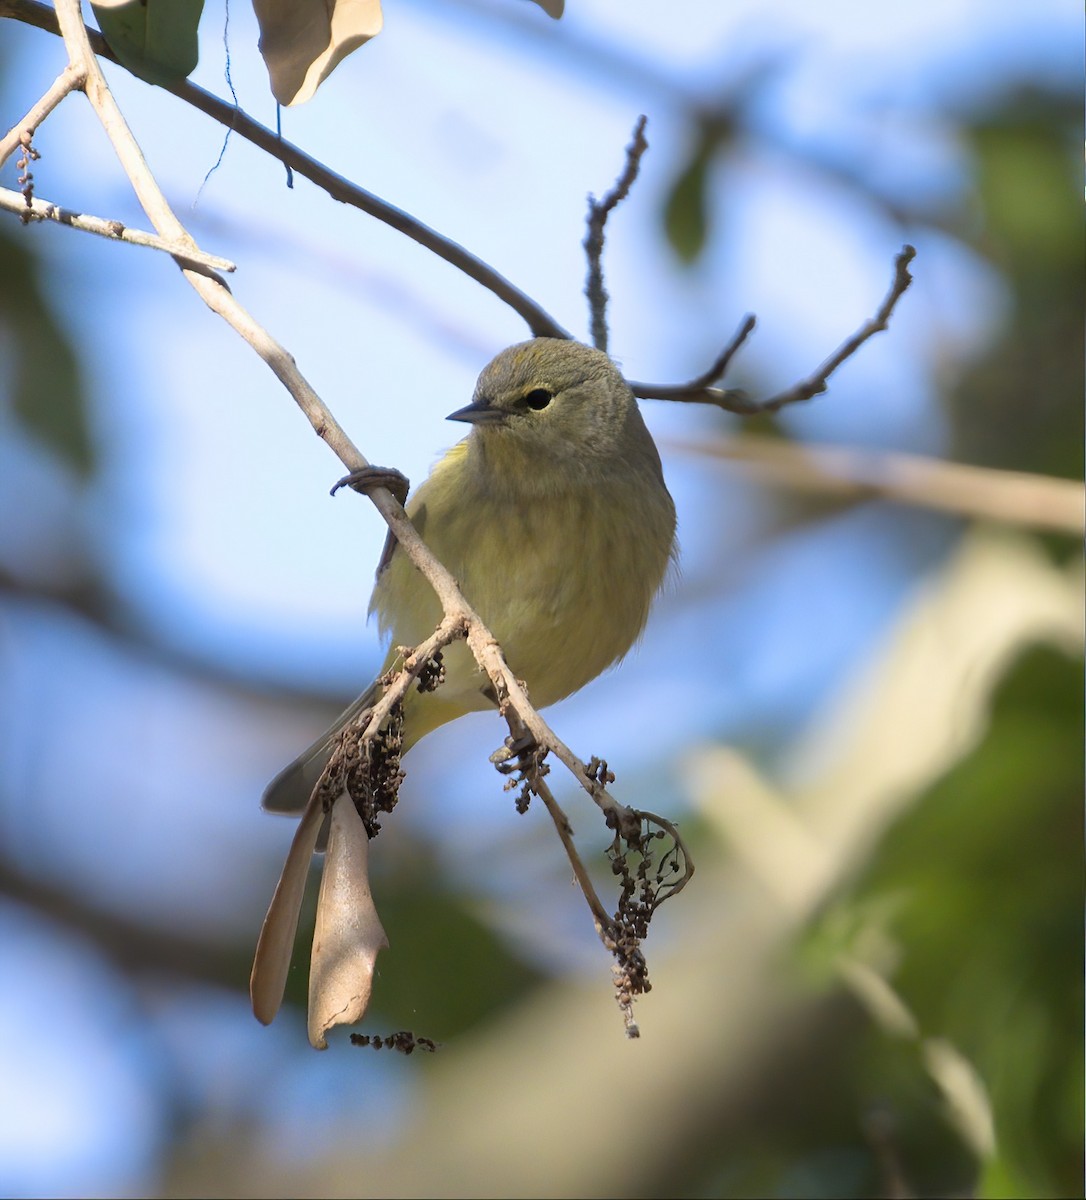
top-left (811, 644), bottom-right (1082, 1199)
top-left (0, 224), bottom-right (94, 475)
top-left (647, 633), bottom-right (1081, 1199)
top-left (652, 75), bottom-right (1082, 1200)
top-left (948, 88), bottom-right (1084, 484)
top-left (868, 645), bottom-right (1081, 1197)
top-left (368, 870), bottom-right (547, 1037)
top-left (663, 118), bottom-right (728, 265)
top-left (661, 55), bottom-right (786, 266)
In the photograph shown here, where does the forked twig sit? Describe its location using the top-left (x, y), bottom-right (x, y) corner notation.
top-left (0, 62), bottom-right (83, 168)
top-left (629, 246), bottom-right (917, 411)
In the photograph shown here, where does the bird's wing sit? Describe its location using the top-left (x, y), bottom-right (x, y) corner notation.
top-left (261, 679), bottom-right (383, 815)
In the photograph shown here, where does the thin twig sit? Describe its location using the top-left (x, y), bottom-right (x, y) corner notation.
top-left (532, 773), bottom-right (615, 934)
top-left (0, 186), bottom-right (237, 270)
top-left (583, 114), bottom-right (648, 353)
top-left (476, 623), bottom-right (646, 843)
top-left (672, 432), bottom-right (1086, 535)
top-left (630, 246), bottom-right (917, 411)
top-left (50, 1), bottom-right (220, 278)
top-left (756, 243), bottom-right (916, 411)
top-left (1, 0), bottom-right (571, 341)
top-left (636, 808), bottom-right (695, 902)
top-left (0, 62), bottom-right (83, 168)
top-left (633, 313), bottom-right (757, 403)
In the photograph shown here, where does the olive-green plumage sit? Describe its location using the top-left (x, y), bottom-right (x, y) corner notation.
top-left (263, 338), bottom-right (676, 814)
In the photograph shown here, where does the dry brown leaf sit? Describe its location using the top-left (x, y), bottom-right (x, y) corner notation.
top-left (253, 0), bottom-right (384, 106)
top-left (307, 792), bottom-right (389, 1050)
top-left (249, 789), bottom-right (326, 1025)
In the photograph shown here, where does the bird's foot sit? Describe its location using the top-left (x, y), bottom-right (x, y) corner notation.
top-left (490, 730), bottom-right (541, 774)
top-left (330, 466), bottom-right (409, 506)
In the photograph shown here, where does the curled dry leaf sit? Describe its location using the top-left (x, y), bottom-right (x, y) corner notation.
top-left (308, 792), bottom-right (389, 1050)
top-left (250, 787), bottom-right (326, 1025)
top-left (253, 0), bottom-right (384, 106)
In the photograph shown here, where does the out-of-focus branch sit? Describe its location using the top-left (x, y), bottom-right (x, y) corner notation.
top-left (677, 432), bottom-right (1085, 536)
top-left (0, 860), bottom-right (240, 986)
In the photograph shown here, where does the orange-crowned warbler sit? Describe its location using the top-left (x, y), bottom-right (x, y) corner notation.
top-left (263, 337), bottom-right (677, 816)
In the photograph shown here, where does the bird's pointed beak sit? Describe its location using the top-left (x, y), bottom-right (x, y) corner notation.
top-left (446, 399), bottom-right (509, 426)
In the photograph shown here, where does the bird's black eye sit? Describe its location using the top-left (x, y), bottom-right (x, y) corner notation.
top-left (522, 388), bottom-right (553, 411)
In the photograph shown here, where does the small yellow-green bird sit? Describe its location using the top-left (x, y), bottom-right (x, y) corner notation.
top-left (262, 337), bottom-right (677, 818)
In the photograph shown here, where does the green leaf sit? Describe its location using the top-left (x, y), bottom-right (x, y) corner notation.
top-left (0, 229), bottom-right (94, 477)
top-left (91, 0), bottom-right (205, 87)
top-left (663, 117), bottom-right (735, 265)
top-left (663, 141), bottom-right (712, 264)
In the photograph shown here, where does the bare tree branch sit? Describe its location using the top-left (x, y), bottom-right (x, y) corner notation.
top-left (583, 114), bottom-right (648, 353)
top-left (630, 246), bottom-right (917, 410)
top-left (632, 313), bottom-right (757, 406)
top-left (0, 185), bottom-right (237, 269)
top-left (0, 62), bottom-right (83, 168)
top-left (0, 859), bottom-right (240, 986)
top-left (0, 0), bottom-right (571, 340)
top-left (754, 243), bottom-right (917, 411)
top-left (1, 1), bottom-right (914, 426)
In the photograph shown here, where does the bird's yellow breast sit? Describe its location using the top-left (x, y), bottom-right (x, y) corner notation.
top-left (370, 437), bottom-right (675, 736)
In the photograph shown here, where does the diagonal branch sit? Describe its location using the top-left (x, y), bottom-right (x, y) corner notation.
top-left (753, 243), bottom-right (916, 412)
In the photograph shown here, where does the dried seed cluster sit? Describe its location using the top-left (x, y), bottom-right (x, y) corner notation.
top-left (349, 1030), bottom-right (439, 1055)
top-left (605, 814), bottom-right (690, 1036)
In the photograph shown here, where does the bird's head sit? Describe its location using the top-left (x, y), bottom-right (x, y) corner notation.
top-left (447, 338), bottom-right (642, 467)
